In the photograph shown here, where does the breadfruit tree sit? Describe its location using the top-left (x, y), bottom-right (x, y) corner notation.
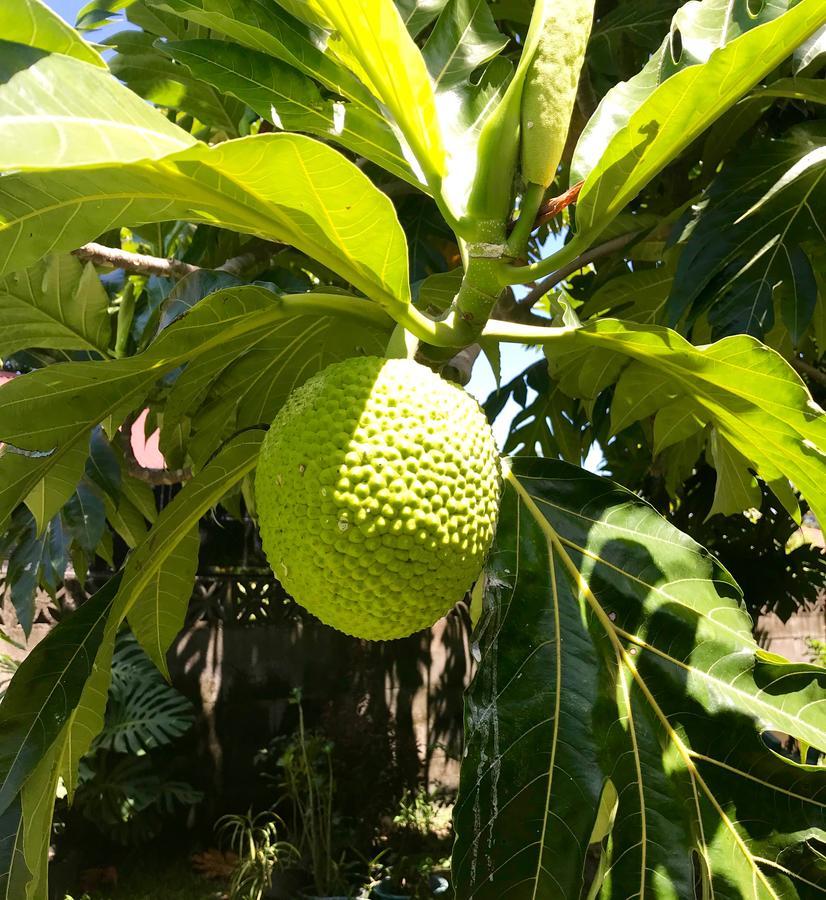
top-left (0, 0), bottom-right (825, 896)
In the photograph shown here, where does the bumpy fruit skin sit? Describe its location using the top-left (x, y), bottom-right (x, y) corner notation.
top-left (255, 357), bottom-right (501, 640)
top-left (520, 0), bottom-right (595, 189)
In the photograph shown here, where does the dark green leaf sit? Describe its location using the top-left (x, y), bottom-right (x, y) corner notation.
top-left (63, 481), bottom-right (106, 553)
top-left (572, 0), bottom-right (826, 247)
top-left (0, 574), bottom-right (119, 815)
top-left (147, 0), bottom-right (377, 106)
top-left (669, 124), bottom-right (826, 344)
top-left (453, 458), bottom-right (826, 898)
top-left (85, 428), bottom-right (122, 505)
top-left (106, 30), bottom-right (243, 135)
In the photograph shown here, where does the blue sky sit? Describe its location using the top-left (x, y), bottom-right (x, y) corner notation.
top-left (42, 0), bottom-right (585, 458)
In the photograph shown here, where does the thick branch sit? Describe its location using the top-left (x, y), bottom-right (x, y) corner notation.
top-left (73, 242), bottom-right (199, 279)
top-left (519, 231), bottom-right (640, 308)
top-left (792, 359), bottom-right (826, 389)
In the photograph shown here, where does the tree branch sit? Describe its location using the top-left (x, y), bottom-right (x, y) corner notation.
top-left (116, 417), bottom-right (191, 486)
top-left (533, 181), bottom-right (583, 231)
top-left (73, 242), bottom-right (199, 279)
top-left (792, 359), bottom-right (826, 389)
top-left (73, 238), bottom-right (280, 280)
top-left (518, 231), bottom-right (640, 308)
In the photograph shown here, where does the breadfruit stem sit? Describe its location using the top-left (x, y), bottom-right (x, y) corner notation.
top-left (482, 317), bottom-right (576, 344)
top-left (498, 231), bottom-right (590, 285)
top-left (506, 182), bottom-right (547, 257)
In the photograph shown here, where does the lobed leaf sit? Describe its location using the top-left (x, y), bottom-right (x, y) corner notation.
top-left (0, 134), bottom-right (411, 312)
top-left (572, 0), bottom-right (826, 247)
top-left (453, 458), bottom-right (826, 898)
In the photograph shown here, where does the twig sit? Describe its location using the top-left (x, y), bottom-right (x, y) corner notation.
top-left (792, 359), bottom-right (826, 389)
top-left (117, 415), bottom-right (191, 486)
top-left (73, 239), bottom-right (279, 280)
top-left (518, 231), bottom-right (640, 308)
top-left (533, 181), bottom-right (583, 230)
top-left (73, 242), bottom-right (199, 279)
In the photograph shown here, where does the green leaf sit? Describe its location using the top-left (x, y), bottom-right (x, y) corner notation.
top-left (572, 0), bottom-right (826, 245)
top-left (161, 39), bottom-right (419, 186)
top-left (106, 30), bottom-right (243, 136)
top-left (161, 287), bottom-right (391, 466)
top-left (127, 524), bottom-right (199, 676)
top-left (453, 458), bottom-right (826, 898)
top-left (756, 76), bottom-right (826, 104)
top-left (63, 481), bottom-right (106, 553)
top-left (0, 574), bottom-right (119, 814)
top-left (575, 0), bottom-right (797, 189)
top-left (708, 428), bottom-right (763, 518)
top-left (495, 318), bottom-right (826, 527)
top-left (422, 0), bottom-right (506, 91)
top-left (85, 428), bottom-right (122, 505)
top-left (23, 440), bottom-right (89, 533)
top-left (580, 257), bottom-right (676, 325)
top-left (0, 134), bottom-right (411, 312)
top-left (0, 797), bottom-right (29, 900)
top-left (794, 23), bottom-right (826, 73)
top-left (0, 433), bottom-right (259, 894)
top-left (120, 432), bottom-right (262, 666)
top-left (5, 510), bottom-right (67, 635)
top-left (282, 0), bottom-right (446, 180)
top-left (779, 244), bottom-right (819, 348)
top-left (0, 288), bottom-right (386, 531)
top-left (94, 632), bottom-right (195, 753)
top-left (0, 255), bottom-right (112, 356)
top-left (395, 0), bottom-right (449, 37)
top-left (0, 0), bottom-right (105, 67)
top-left (147, 0), bottom-right (376, 106)
top-left (0, 41), bottom-right (196, 171)
top-left (669, 124), bottom-right (826, 344)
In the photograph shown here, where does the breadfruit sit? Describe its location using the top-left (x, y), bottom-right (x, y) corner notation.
top-left (255, 356), bottom-right (501, 640)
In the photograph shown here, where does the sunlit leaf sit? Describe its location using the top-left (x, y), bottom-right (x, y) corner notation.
top-left (0, 0), bottom-right (105, 67)
top-left (162, 39), bottom-right (419, 186)
top-left (0, 41), bottom-right (195, 171)
top-left (0, 134), bottom-right (411, 312)
top-left (572, 0), bottom-right (826, 246)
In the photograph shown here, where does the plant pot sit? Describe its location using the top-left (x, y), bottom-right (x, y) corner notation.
top-left (265, 869), bottom-right (303, 899)
top-left (299, 893), bottom-right (353, 899)
top-left (372, 875), bottom-right (449, 898)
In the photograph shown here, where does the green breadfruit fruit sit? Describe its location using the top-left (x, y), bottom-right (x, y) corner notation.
top-left (255, 356), bottom-right (502, 641)
top-left (520, 0), bottom-right (595, 189)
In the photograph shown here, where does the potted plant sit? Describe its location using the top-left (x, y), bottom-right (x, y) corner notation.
top-left (269, 691), bottom-right (359, 899)
top-left (216, 810), bottom-right (298, 900)
top-left (371, 789), bottom-right (451, 898)
top-left (371, 855), bottom-right (449, 899)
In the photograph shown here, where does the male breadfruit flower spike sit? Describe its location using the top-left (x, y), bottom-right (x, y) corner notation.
top-left (520, 0), bottom-right (595, 190)
top-left (255, 358), bottom-right (502, 641)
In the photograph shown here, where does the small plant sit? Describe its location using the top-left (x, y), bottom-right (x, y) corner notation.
top-left (216, 810), bottom-right (297, 900)
top-left (271, 689), bottom-right (355, 897)
top-left (807, 637), bottom-right (826, 667)
top-left (377, 789), bottom-right (450, 899)
top-left (392, 789), bottom-right (437, 836)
